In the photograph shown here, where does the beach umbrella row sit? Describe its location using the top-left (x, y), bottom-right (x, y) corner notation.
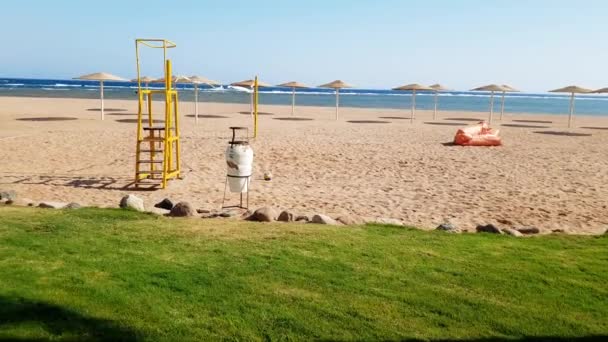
top-left (73, 72), bottom-right (608, 129)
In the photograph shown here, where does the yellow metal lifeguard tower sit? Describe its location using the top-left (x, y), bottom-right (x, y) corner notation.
top-left (133, 39), bottom-right (181, 189)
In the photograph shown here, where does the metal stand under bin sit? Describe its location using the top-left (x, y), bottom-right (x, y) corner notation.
top-left (221, 127), bottom-right (252, 210)
top-left (221, 176), bottom-right (250, 209)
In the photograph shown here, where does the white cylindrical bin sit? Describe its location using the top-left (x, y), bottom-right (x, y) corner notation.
top-left (225, 141), bottom-right (253, 192)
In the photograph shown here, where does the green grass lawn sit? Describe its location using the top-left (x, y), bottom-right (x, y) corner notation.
top-left (0, 207), bottom-right (606, 341)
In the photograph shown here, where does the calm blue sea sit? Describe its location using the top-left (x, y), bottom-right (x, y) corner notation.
top-left (1, 77), bottom-right (608, 116)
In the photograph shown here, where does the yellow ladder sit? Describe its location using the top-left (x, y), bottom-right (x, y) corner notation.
top-left (134, 39), bottom-right (181, 189)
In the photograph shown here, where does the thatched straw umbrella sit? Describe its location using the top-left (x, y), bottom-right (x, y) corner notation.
top-left (231, 79), bottom-right (270, 116)
top-left (498, 84), bottom-right (519, 121)
top-left (429, 84), bottom-right (450, 120)
top-left (74, 72), bottom-right (127, 120)
top-left (549, 85), bottom-right (593, 128)
top-left (592, 87), bottom-right (608, 94)
top-left (189, 75), bottom-right (220, 123)
top-left (393, 83), bottom-right (434, 123)
top-left (278, 81), bottom-right (308, 115)
top-left (319, 80), bottom-right (353, 120)
top-left (131, 76), bottom-right (155, 89)
top-left (471, 84), bottom-right (508, 124)
top-left (153, 75), bottom-right (192, 88)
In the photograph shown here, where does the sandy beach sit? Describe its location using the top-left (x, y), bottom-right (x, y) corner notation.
top-left (1, 96), bottom-right (607, 234)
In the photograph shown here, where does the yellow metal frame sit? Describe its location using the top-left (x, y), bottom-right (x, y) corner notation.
top-left (134, 39), bottom-right (181, 189)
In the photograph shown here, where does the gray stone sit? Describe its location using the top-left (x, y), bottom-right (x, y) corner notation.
top-left (476, 224), bottom-right (503, 234)
top-left (374, 218), bottom-right (404, 226)
top-left (38, 201), bottom-right (68, 209)
top-left (436, 223), bottom-right (459, 233)
top-left (0, 190), bottom-right (17, 201)
top-left (311, 214), bottom-right (339, 225)
top-left (502, 228), bottom-right (523, 237)
top-left (219, 210), bottom-right (238, 218)
top-left (336, 214), bottom-right (366, 225)
top-left (516, 226), bottom-right (540, 235)
top-left (120, 194), bottom-right (145, 212)
top-left (295, 215), bottom-right (309, 222)
top-left (154, 198), bottom-right (174, 210)
top-left (168, 202), bottom-right (196, 217)
top-left (277, 210), bottom-right (295, 222)
top-left (250, 207), bottom-right (278, 222)
top-left (65, 202), bottom-right (82, 209)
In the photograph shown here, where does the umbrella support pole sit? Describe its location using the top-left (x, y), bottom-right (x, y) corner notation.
top-left (250, 88), bottom-right (254, 117)
top-left (433, 91), bottom-right (438, 120)
top-left (568, 93), bottom-right (575, 128)
top-left (291, 88), bottom-right (295, 115)
top-left (194, 84), bottom-right (199, 124)
top-left (500, 91), bottom-right (506, 121)
top-left (335, 89), bottom-right (340, 120)
top-left (410, 90), bottom-right (416, 124)
top-left (489, 91), bottom-right (495, 124)
top-left (100, 81), bottom-right (104, 120)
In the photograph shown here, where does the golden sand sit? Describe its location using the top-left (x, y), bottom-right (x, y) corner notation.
top-left (1, 96), bottom-right (607, 234)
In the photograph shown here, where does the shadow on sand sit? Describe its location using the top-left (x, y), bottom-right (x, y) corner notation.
top-left (0, 296), bottom-right (140, 341)
top-left (5, 174), bottom-right (136, 191)
top-left (347, 120), bottom-right (391, 124)
top-left (378, 116), bottom-right (411, 120)
top-left (273, 117), bottom-right (314, 121)
top-left (16, 117), bottom-right (78, 122)
top-left (425, 122), bottom-right (466, 126)
top-left (580, 126), bottom-right (608, 130)
top-left (238, 111), bottom-right (273, 115)
top-left (185, 114), bottom-right (228, 119)
top-left (87, 108), bottom-right (128, 112)
top-left (443, 117), bottom-right (482, 122)
top-left (513, 119), bottom-right (553, 124)
top-left (114, 119), bottom-right (165, 124)
top-left (501, 124), bottom-right (550, 128)
top-left (534, 131), bottom-right (592, 137)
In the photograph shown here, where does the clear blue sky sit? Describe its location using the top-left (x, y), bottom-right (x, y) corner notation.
top-left (1, 0), bottom-right (607, 91)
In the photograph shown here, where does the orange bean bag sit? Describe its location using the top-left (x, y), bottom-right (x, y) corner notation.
top-left (454, 121), bottom-right (502, 146)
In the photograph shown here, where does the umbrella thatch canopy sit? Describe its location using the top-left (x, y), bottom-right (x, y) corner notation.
top-left (131, 76), bottom-right (156, 85)
top-left (153, 75), bottom-right (192, 86)
top-left (497, 84), bottom-right (520, 120)
top-left (319, 80), bottom-right (353, 120)
top-left (393, 84), bottom-right (433, 123)
top-left (470, 84), bottom-right (508, 124)
top-left (278, 81), bottom-right (309, 115)
top-left (74, 72), bottom-right (127, 120)
top-left (549, 85), bottom-right (593, 128)
top-left (231, 79), bottom-right (270, 87)
top-left (231, 79), bottom-right (270, 116)
top-left (592, 87), bottom-right (608, 93)
top-left (189, 75), bottom-right (220, 85)
top-left (189, 75), bottom-right (220, 123)
top-left (429, 84), bottom-right (450, 120)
